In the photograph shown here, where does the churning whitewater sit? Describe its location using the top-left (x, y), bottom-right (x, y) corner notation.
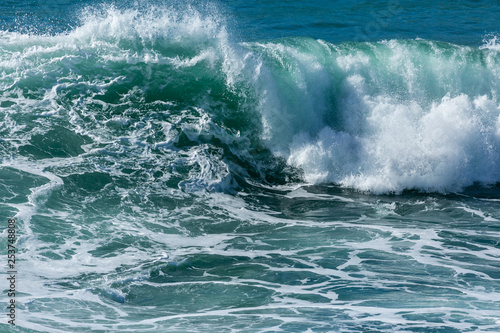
top-left (1, 2), bottom-right (500, 333)
top-left (1, 5), bottom-right (499, 193)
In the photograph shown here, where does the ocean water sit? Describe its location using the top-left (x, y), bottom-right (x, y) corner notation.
top-left (1, 0), bottom-right (500, 332)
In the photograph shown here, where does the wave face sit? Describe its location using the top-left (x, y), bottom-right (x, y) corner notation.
top-left (255, 38), bottom-right (500, 193)
top-left (1, 5), bottom-right (500, 193)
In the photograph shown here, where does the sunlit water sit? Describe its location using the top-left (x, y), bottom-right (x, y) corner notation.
top-left (1, 1), bottom-right (500, 332)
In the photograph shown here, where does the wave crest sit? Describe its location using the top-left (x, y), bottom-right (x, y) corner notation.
top-left (1, 5), bottom-right (499, 194)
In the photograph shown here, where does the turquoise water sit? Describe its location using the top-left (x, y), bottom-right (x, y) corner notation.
top-left (1, 1), bottom-right (500, 332)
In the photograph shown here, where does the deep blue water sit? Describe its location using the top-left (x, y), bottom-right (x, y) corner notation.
top-left (1, 1), bottom-right (500, 332)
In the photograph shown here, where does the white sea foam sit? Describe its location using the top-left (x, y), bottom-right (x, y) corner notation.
top-left (480, 35), bottom-right (500, 51)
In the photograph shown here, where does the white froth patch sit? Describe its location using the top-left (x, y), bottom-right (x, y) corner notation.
top-left (178, 144), bottom-right (233, 193)
top-left (480, 35), bottom-right (500, 51)
top-left (287, 127), bottom-right (359, 184)
top-left (288, 94), bottom-right (500, 193)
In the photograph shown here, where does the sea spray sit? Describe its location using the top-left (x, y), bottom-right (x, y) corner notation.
top-left (1, 5), bottom-right (499, 195)
top-left (250, 38), bottom-right (500, 192)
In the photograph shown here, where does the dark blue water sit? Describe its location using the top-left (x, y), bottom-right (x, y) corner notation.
top-left (1, 1), bottom-right (500, 332)
top-left (2, 0), bottom-right (499, 44)
top-left (228, 0), bottom-right (499, 45)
